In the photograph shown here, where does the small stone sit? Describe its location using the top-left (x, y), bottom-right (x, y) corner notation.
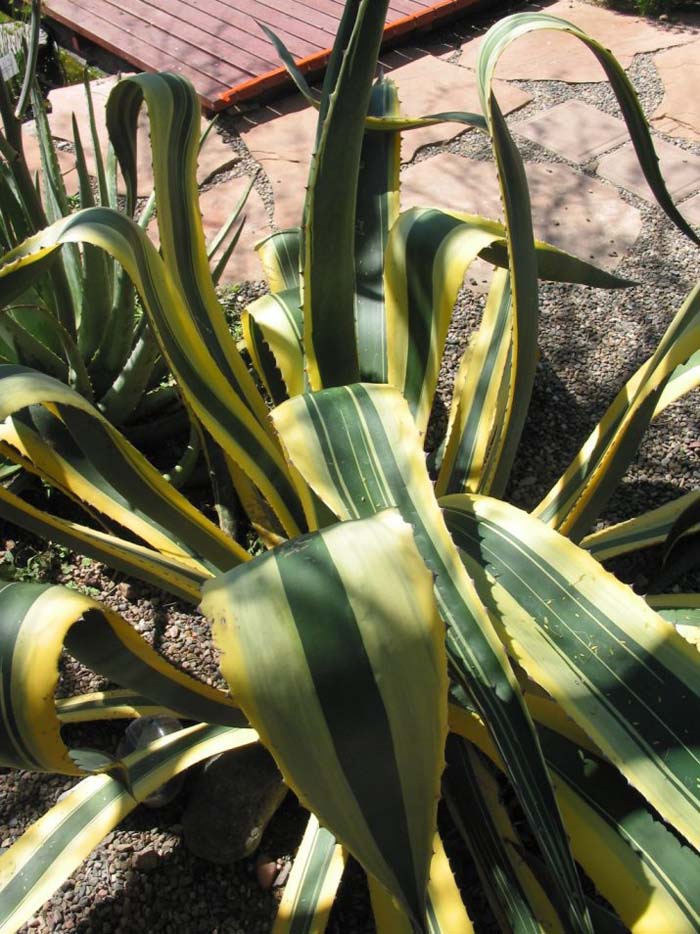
top-left (274, 860), bottom-right (292, 887)
top-left (134, 848), bottom-right (159, 871)
top-left (255, 853), bottom-right (278, 890)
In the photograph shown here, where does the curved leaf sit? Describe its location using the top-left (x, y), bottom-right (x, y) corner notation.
top-left (0, 211), bottom-right (305, 536)
top-left (581, 491), bottom-right (700, 562)
top-left (436, 267), bottom-right (512, 496)
top-left (0, 724), bottom-right (255, 934)
top-left (106, 74), bottom-right (270, 422)
top-left (443, 494), bottom-right (700, 855)
top-left (0, 582), bottom-right (244, 775)
top-left (444, 735), bottom-right (553, 933)
top-left (203, 509), bottom-right (448, 928)
top-left (0, 365), bottom-right (244, 573)
top-left (56, 690), bottom-right (181, 724)
top-left (385, 208), bottom-right (512, 435)
top-left (648, 594), bottom-right (700, 648)
top-left (477, 13), bottom-right (699, 247)
top-left (369, 831), bottom-right (475, 933)
top-left (655, 349), bottom-right (700, 415)
top-left (535, 283), bottom-right (700, 540)
top-left (243, 288), bottom-right (304, 403)
top-left (0, 483), bottom-right (206, 603)
top-left (255, 228), bottom-right (302, 293)
top-left (450, 699), bottom-right (700, 933)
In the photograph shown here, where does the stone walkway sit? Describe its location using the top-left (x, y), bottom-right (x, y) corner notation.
top-left (24, 0), bottom-right (700, 285)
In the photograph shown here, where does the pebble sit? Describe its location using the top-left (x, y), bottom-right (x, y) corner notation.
top-left (274, 860), bottom-right (292, 888)
top-left (133, 848), bottom-right (160, 872)
top-left (255, 854), bottom-right (278, 890)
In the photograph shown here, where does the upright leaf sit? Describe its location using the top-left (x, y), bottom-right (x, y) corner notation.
top-left (303, 0), bottom-right (390, 389)
top-left (355, 77), bottom-right (401, 384)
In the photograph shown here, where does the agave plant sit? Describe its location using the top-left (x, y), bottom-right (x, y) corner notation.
top-left (0, 0), bottom-right (699, 931)
top-left (0, 0), bottom-right (248, 478)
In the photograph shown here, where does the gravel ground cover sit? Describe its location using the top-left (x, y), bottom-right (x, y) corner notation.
top-left (1, 1), bottom-right (699, 930)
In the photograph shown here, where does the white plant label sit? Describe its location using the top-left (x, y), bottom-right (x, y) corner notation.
top-left (0, 52), bottom-right (19, 81)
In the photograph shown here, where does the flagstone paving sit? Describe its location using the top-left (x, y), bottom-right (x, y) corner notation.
top-left (456, 0), bottom-right (699, 82)
top-left (401, 153), bottom-right (641, 270)
top-left (679, 191), bottom-right (700, 228)
top-left (259, 158), bottom-right (309, 230)
top-left (376, 54), bottom-right (532, 161)
top-left (513, 100), bottom-right (630, 164)
top-left (235, 53), bottom-right (532, 218)
top-left (47, 77), bottom-right (238, 196)
top-left (22, 123), bottom-right (79, 196)
top-left (650, 39), bottom-right (700, 142)
top-left (35, 0), bottom-right (700, 290)
top-left (237, 97), bottom-right (317, 164)
top-left (198, 177), bottom-right (271, 285)
top-left (597, 137), bottom-right (700, 203)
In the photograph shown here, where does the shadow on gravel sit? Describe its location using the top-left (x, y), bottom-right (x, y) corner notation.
top-left (506, 351), bottom-right (597, 511)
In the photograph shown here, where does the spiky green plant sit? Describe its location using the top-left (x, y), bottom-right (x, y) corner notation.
top-left (0, 0), bottom-right (248, 473)
top-left (0, 2), bottom-right (699, 931)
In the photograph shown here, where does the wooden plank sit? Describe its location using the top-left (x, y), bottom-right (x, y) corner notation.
top-left (61, 0), bottom-right (296, 89)
top-left (45, 0), bottom-right (234, 100)
top-left (122, 0), bottom-right (319, 63)
top-left (220, 0), bottom-right (340, 40)
top-left (93, 0), bottom-right (281, 75)
top-left (44, 0), bottom-right (485, 113)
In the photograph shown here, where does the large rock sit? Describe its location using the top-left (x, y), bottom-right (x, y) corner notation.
top-left (182, 742), bottom-right (287, 864)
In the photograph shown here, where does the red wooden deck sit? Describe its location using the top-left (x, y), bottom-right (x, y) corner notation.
top-left (43, 0), bottom-right (486, 112)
